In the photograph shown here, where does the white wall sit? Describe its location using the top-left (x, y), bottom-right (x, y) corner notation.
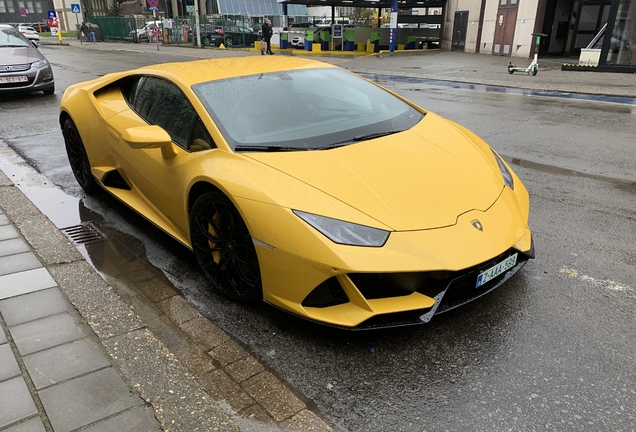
top-left (444, 0), bottom-right (542, 58)
top-left (442, 0), bottom-right (486, 53)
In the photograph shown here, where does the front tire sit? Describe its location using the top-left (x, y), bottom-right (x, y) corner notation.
top-left (62, 118), bottom-right (97, 194)
top-left (190, 191), bottom-right (262, 302)
top-left (224, 36), bottom-right (233, 47)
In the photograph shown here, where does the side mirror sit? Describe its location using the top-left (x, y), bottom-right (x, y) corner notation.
top-left (31, 40), bottom-right (39, 48)
top-left (122, 125), bottom-right (177, 158)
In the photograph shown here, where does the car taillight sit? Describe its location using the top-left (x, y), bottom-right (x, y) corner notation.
top-left (218, 28), bottom-right (224, 34)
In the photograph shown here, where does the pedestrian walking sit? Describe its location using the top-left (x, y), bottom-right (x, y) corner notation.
top-left (88, 24), bottom-right (96, 43)
top-left (261, 19), bottom-right (274, 55)
top-left (80, 22), bottom-right (89, 44)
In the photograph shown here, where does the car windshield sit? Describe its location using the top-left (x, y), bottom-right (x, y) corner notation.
top-left (192, 68), bottom-right (424, 151)
top-left (0, 27), bottom-right (31, 47)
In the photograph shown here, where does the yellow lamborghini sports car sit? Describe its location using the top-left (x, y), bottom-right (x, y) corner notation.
top-left (60, 57), bottom-right (534, 329)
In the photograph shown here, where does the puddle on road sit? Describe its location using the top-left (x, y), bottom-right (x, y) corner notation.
top-left (0, 145), bottom-right (82, 228)
top-left (360, 73), bottom-right (636, 107)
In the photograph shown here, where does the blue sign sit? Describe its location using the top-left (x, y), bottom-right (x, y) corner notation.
top-left (147, 0), bottom-right (159, 10)
top-left (70, 3), bottom-right (81, 14)
top-left (47, 10), bottom-right (57, 19)
top-left (19, 6), bottom-right (27, 16)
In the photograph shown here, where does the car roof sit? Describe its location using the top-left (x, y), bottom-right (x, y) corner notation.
top-left (137, 56), bottom-right (337, 86)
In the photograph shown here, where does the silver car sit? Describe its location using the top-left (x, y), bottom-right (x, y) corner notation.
top-left (0, 24), bottom-right (55, 95)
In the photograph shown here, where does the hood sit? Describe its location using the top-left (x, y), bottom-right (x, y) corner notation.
top-left (245, 113), bottom-right (504, 231)
top-left (0, 46), bottom-right (43, 66)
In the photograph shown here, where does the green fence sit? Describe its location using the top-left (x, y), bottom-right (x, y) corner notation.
top-left (89, 16), bottom-right (149, 42)
top-left (90, 14), bottom-right (369, 47)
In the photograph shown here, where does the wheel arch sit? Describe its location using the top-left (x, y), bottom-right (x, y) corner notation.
top-left (188, 181), bottom-right (224, 215)
top-left (59, 110), bottom-right (73, 129)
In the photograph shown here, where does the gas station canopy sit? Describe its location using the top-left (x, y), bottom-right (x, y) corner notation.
top-left (277, 0), bottom-right (446, 9)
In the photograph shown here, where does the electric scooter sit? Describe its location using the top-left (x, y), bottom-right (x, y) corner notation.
top-left (508, 33), bottom-right (547, 76)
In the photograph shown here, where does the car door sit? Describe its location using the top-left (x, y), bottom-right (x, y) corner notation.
top-left (107, 75), bottom-right (214, 236)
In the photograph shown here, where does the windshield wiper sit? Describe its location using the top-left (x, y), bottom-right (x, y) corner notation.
top-left (353, 130), bottom-right (401, 141)
top-left (234, 145), bottom-right (305, 152)
top-left (323, 130), bottom-right (403, 150)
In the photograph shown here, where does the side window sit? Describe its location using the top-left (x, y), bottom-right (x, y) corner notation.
top-left (132, 77), bottom-right (197, 149)
top-left (189, 117), bottom-right (216, 152)
top-left (121, 76), bottom-right (146, 107)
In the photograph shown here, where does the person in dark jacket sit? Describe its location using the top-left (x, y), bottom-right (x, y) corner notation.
top-left (80, 22), bottom-right (89, 43)
top-left (261, 19), bottom-right (274, 55)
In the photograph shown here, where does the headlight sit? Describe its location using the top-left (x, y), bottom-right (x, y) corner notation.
top-left (293, 210), bottom-right (389, 247)
top-left (31, 59), bottom-right (48, 69)
top-left (491, 149), bottom-right (514, 189)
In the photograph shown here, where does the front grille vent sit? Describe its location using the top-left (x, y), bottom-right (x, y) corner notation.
top-left (61, 221), bottom-right (106, 245)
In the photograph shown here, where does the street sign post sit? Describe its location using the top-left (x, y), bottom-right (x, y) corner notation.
top-left (47, 10), bottom-right (59, 36)
top-left (70, 3), bottom-right (81, 41)
top-left (147, 0), bottom-right (159, 11)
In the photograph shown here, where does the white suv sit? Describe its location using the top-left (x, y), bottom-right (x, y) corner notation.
top-left (18, 25), bottom-right (40, 46)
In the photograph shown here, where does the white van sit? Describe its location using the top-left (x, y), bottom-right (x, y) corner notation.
top-left (315, 17), bottom-right (350, 28)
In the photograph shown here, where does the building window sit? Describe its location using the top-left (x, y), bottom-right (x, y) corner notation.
top-left (0, 1), bottom-right (6, 12)
top-left (7, 0), bottom-right (15, 12)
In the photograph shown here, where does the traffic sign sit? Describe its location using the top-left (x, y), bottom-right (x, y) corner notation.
top-left (147, 0), bottom-right (159, 11)
top-left (70, 3), bottom-right (81, 14)
top-left (47, 10), bottom-right (57, 19)
top-left (19, 6), bottom-right (28, 16)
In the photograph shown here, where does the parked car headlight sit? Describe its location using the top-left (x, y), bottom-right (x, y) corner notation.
top-left (31, 59), bottom-right (48, 69)
top-left (293, 210), bottom-right (389, 247)
top-left (491, 149), bottom-right (514, 189)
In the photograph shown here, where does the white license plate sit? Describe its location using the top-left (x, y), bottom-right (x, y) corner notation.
top-left (476, 253), bottom-right (518, 288)
top-left (0, 76), bottom-right (28, 83)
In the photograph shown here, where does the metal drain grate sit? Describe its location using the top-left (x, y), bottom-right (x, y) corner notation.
top-left (61, 221), bottom-right (106, 245)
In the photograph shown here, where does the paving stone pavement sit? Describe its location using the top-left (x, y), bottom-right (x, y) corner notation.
top-left (0, 207), bottom-right (164, 431)
top-left (3, 39), bottom-right (635, 432)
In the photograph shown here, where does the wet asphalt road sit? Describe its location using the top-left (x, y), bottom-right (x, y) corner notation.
top-left (1, 44), bottom-right (635, 431)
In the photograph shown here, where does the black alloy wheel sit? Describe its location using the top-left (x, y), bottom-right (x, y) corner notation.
top-left (190, 191), bottom-right (262, 302)
top-left (62, 119), bottom-right (97, 193)
top-left (224, 36), bottom-right (233, 47)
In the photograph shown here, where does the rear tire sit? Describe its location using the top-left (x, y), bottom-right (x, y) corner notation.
top-left (62, 118), bottom-right (97, 194)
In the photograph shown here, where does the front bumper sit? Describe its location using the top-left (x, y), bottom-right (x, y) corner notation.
top-left (0, 63), bottom-right (54, 93)
top-left (236, 183), bottom-right (533, 329)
